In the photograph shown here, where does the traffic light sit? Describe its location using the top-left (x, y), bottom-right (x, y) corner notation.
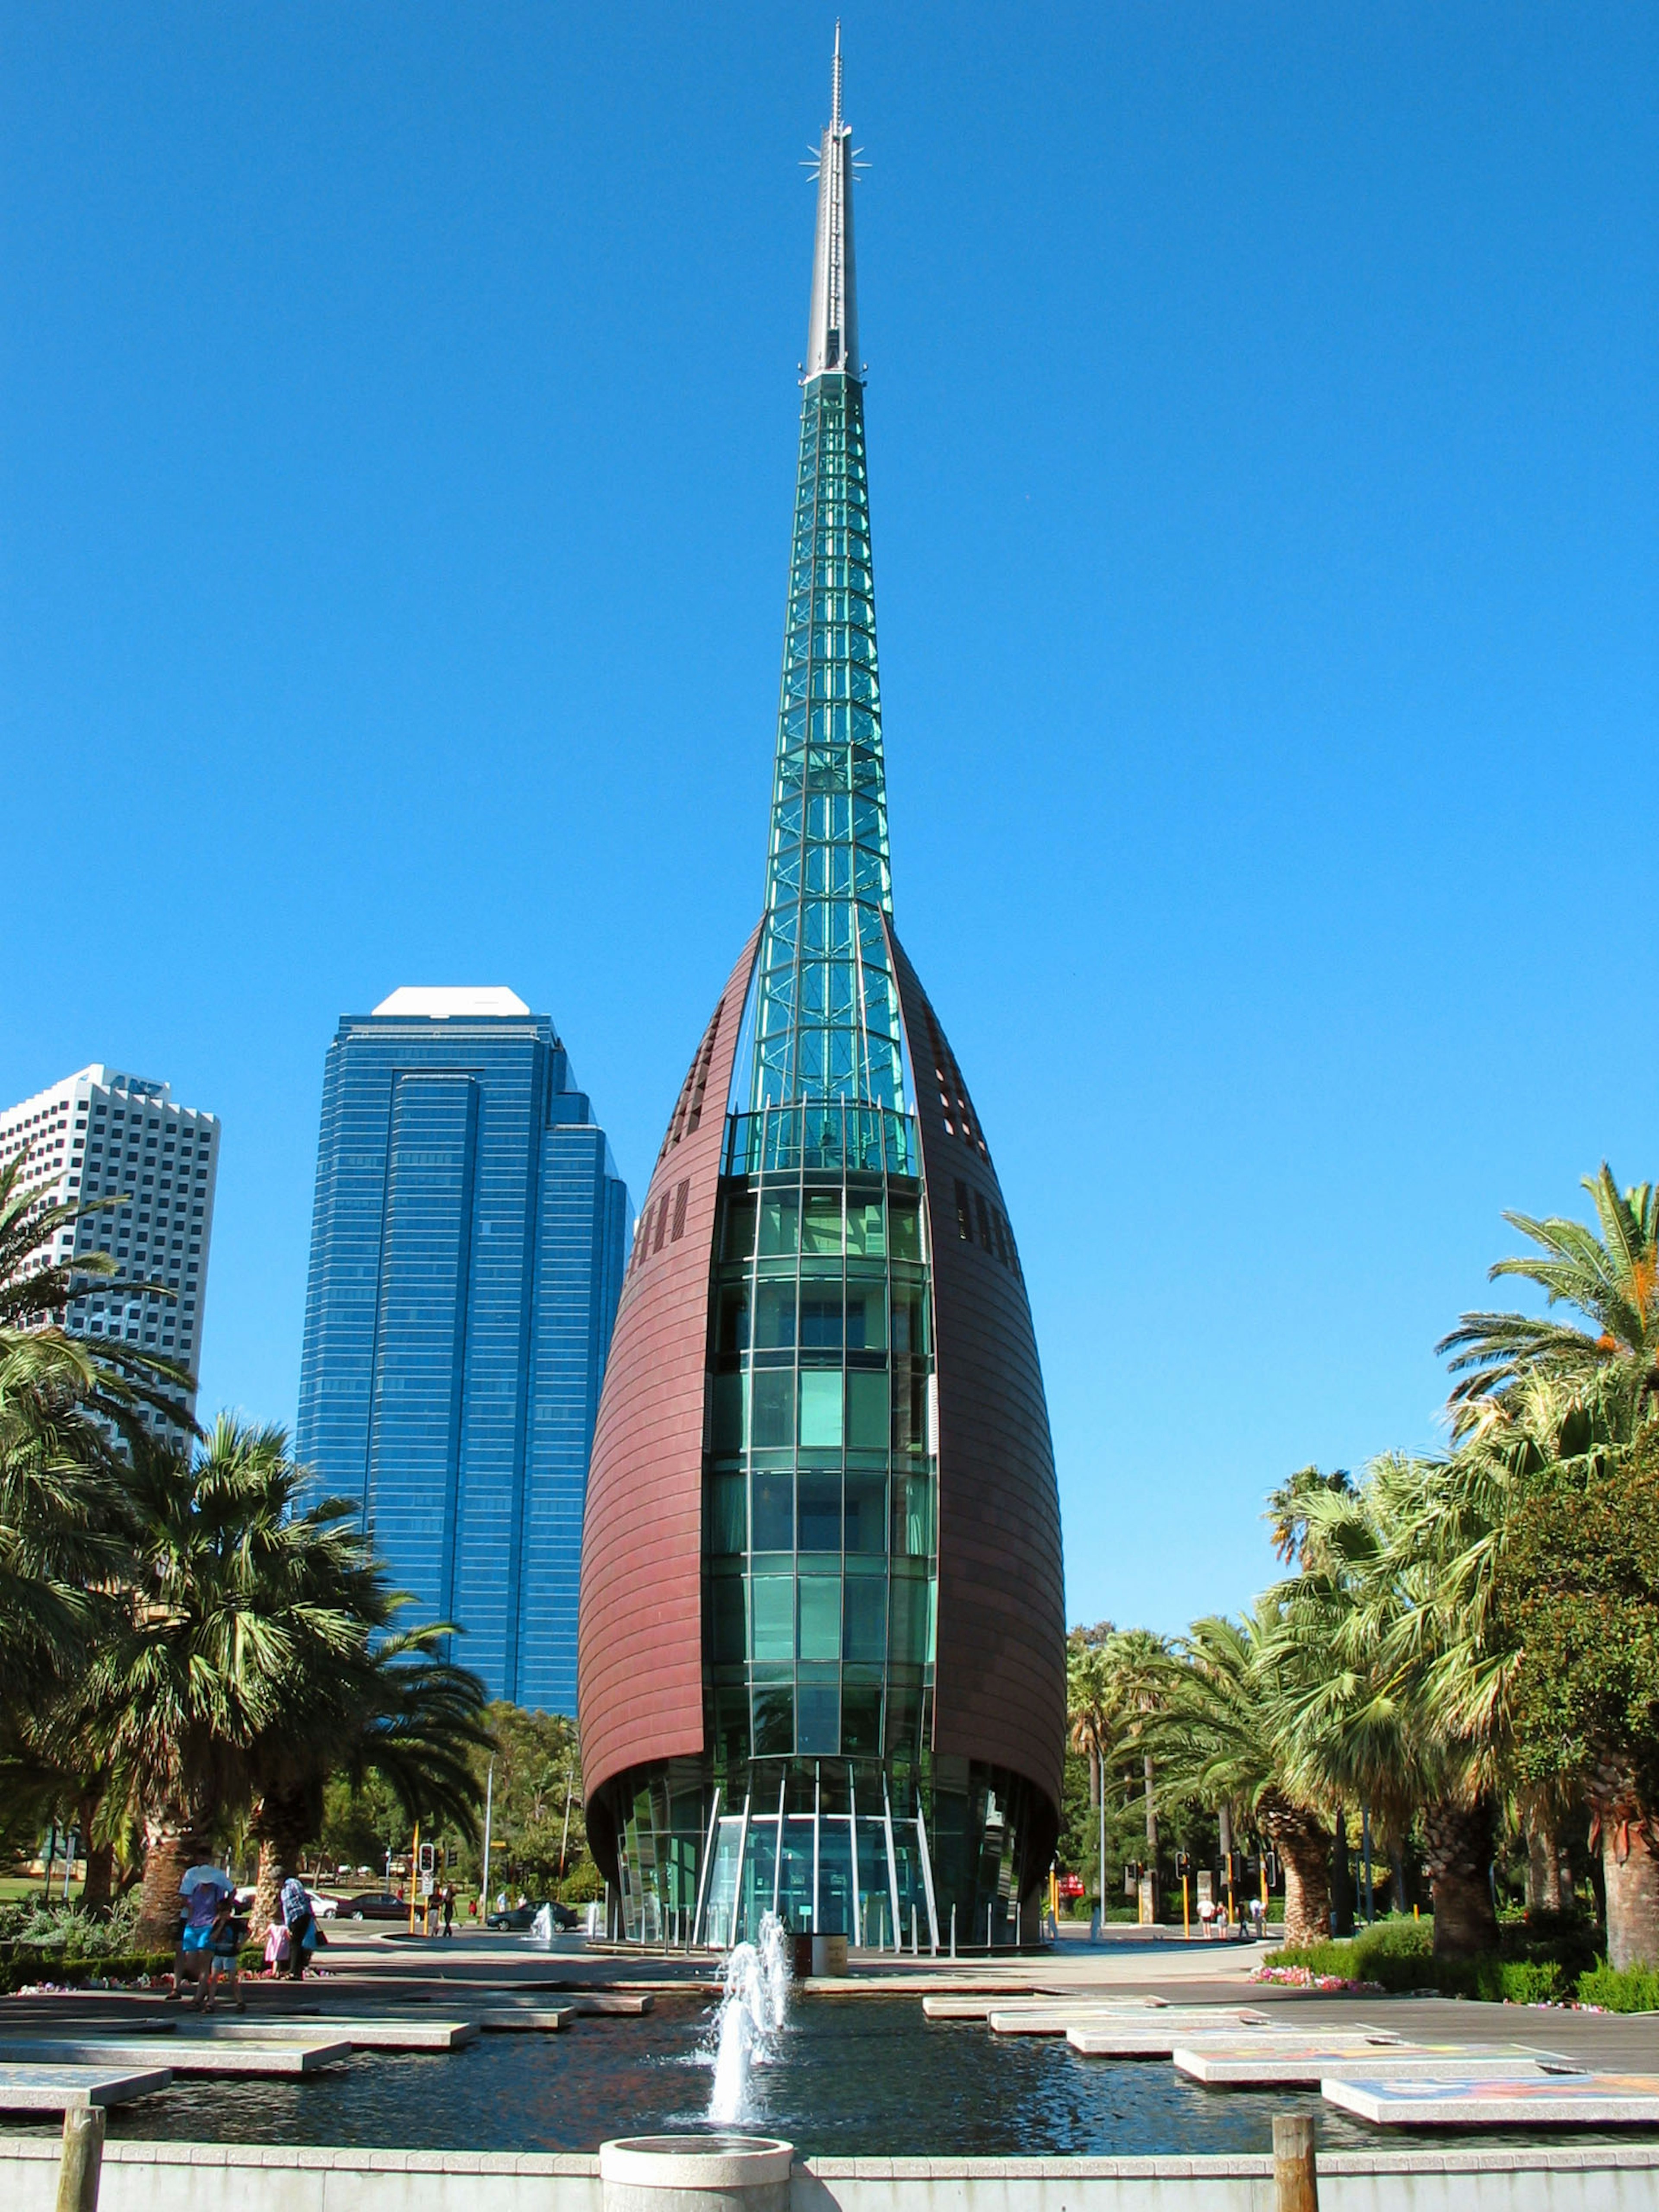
top-left (1175, 1852), bottom-right (1192, 1878)
top-left (417, 1842), bottom-right (436, 1879)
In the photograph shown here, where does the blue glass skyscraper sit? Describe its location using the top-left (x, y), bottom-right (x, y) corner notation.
top-left (296, 987), bottom-right (629, 1712)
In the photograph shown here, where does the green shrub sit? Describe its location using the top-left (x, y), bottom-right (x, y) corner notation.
top-left (1576, 1962), bottom-right (1659, 2012)
top-left (1499, 1959), bottom-right (1566, 2004)
top-left (0, 1948), bottom-right (175, 1994)
top-left (1265, 1918), bottom-right (1566, 2002)
top-left (0, 1897), bottom-right (142, 1958)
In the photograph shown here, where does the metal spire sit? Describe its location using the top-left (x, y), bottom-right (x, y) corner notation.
top-left (806, 23), bottom-right (858, 379)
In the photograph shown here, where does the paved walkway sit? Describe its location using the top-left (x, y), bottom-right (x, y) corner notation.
top-left (8, 1921), bottom-right (1658, 2076)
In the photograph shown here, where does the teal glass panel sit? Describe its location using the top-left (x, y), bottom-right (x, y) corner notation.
top-left (798, 1575), bottom-right (842, 1659)
top-left (843, 1573), bottom-right (887, 1662)
top-left (711, 1475), bottom-right (747, 1554)
top-left (752, 1676), bottom-right (793, 1755)
top-left (751, 1368), bottom-right (795, 1448)
top-left (845, 1368), bottom-right (888, 1450)
top-left (797, 1475), bottom-right (842, 1553)
top-left (796, 1669), bottom-right (839, 1756)
top-left (712, 1373), bottom-right (746, 1451)
top-left (751, 1576), bottom-right (795, 1662)
top-left (711, 1574), bottom-right (747, 1663)
top-left (798, 1369), bottom-right (843, 1447)
top-left (752, 1471), bottom-right (794, 1552)
top-left (843, 1475), bottom-right (886, 1552)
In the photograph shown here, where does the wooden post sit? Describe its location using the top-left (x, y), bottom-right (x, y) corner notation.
top-left (1271, 2113), bottom-right (1318, 2212)
top-left (56, 2105), bottom-right (104, 2212)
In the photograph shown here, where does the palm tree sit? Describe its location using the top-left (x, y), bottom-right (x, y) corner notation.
top-left (0, 1329), bottom-right (120, 1743)
top-left (1273, 1452), bottom-right (1503, 1957)
top-left (1067, 1628), bottom-right (1119, 1912)
top-left (74, 1417), bottom-right (382, 1948)
top-left (0, 1160), bottom-right (197, 1437)
top-left (1102, 1628), bottom-right (1172, 1914)
top-left (245, 1618), bottom-right (490, 1934)
top-left (1157, 1605), bottom-right (1335, 1949)
top-left (1439, 1166), bottom-right (1659, 1426)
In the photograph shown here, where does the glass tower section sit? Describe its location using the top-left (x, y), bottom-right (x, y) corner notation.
top-left (295, 991), bottom-right (630, 1712)
top-left (591, 38), bottom-right (1062, 1955)
top-left (676, 55), bottom-right (940, 1950)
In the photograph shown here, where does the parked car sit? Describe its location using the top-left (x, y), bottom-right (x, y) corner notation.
top-left (486, 1899), bottom-right (577, 1932)
top-left (338, 1891), bottom-right (410, 1921)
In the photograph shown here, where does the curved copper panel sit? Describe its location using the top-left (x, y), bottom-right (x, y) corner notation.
top-left (887, 924), bottom-right (1068, 1824)
top-left (577, 928), bottom-right (762, 1820)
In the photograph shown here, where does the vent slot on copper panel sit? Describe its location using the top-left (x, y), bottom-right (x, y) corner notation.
top-left (684, 1007), bottom-right (721, 1136)
top-left (671, 1177), bottom-right (690, 1241)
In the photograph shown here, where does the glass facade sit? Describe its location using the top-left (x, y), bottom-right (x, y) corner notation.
top-left (295, 998), bottom-right (629, 1711)
top-left (592, 53), bottom-right (1055, 1949)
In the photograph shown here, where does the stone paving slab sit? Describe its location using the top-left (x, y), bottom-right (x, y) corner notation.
top-left (1063, 2013), bottom-right (1311, 2057)
top-left (0, 2063), bottom-right (172, 2111)
top-left (1173, 2037), bottom-right (1570, 2086)
top-left (566, 1993), bottom-right (654, 2016)
top-left (923, 1994), bottom-right (1163, 2022)
top-left (1323, 2067), bottom-right (1659, 2127)
top-left (475, 2009), bottom-right (578, 2031)
top-left (184, 2017), bottom-right (477, 2050)
top-left (1001, 2004), bottom-right (1273, 2041)
top-left (0, 2035), bottom-right (351, 2076)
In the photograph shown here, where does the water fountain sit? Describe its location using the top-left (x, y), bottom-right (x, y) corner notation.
top-left (706, 1913), bottom-right (792, 2126)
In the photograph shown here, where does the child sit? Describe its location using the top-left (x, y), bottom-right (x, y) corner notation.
top-left (263, 1915), bottom-right (292, 1976)
top-left (205, 1896), bottom-right (246, 2012)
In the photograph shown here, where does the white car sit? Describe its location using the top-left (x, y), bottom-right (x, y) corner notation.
top-left (306, 1888), bottom-right (340, 1920)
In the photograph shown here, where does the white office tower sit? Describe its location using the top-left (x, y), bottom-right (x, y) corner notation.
top-left (0, 1066), bottom-right (220, 1438)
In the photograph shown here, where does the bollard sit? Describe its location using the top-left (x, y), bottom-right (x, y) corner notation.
top-left (1271, 2113), bottom-right (1318, 2212)
top-left (601, 2136), bottom-right (792, 2212)
top-left (56, 2105), bottom-right (104, 2212)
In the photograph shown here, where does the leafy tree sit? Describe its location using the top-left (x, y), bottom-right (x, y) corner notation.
top-left (318, 1770), bottom-right (405, 1877)
top-left (474, 1704), bottom-right (586, 1901)
top-left (1495, 1429), bottom-right (1659, 1969)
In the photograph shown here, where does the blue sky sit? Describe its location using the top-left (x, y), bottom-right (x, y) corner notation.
top-left (3, 3), bottom-right (1653, 1640)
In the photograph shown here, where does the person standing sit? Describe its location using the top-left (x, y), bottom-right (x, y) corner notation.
top-left (442, 1884), bottom-right (455, 1939)
top-left (280, 1875), bottom-right (315, 1981)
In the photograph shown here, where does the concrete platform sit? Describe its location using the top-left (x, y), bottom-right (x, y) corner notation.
top-left (1171, 2037), bottom-right (1573, 2086)
top-left (566, 1993), bottom-right (654, 2016)
top-left (998, 2003), bottom-right (1272, 2041)
top-left (475, 2009), bottom-right (578, 2031)
top-left (0, 2036), bottom-right (351, 2076)
top-left (995, 2008), bottom-right (1265, 2035)
top-left (1064, 2014), bottom-right (1297, 2058)
top-left (0, 2063), bottom-right (172, 2113)
top-left (186, 2018), bottom-right (478, 2050)
top-left (925, 1994), bottom-right (1164, 2022)
top-left (1323, 2066), bottom-right (1659, 2126)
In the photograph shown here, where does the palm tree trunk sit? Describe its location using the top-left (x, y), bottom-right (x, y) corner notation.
top-left (1421, 1796), bottom-right (1499, 1958)
top-left (1602, 1816), bottom-right (1659, 1971)
top-left (75, 1789), bottom-right (112, 1916)
top-left (1526, 1815), bottom-right (1563, 1915)
top-left (249, 1787), bottom-right (318, 1939)
top-left (1142, 1751), bottom-right (1159, 1919)
top-left (135, 1805), bottom-right (210, 1951)
top-left (1332, 1804), bottom-right (1353, 1936)
top-left (1258, 1797), bottom-right (1331, 1951)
